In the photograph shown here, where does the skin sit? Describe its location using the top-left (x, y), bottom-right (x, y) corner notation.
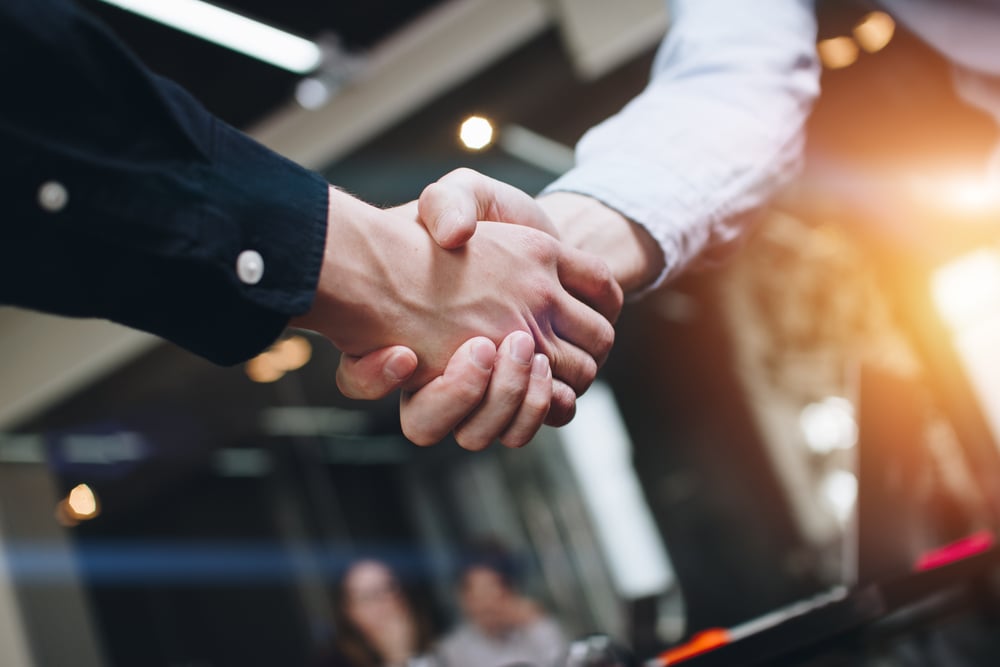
top-left (335, 170), bottom-right (659, 448)
top-left (291, 186), bottom-right (622, 441)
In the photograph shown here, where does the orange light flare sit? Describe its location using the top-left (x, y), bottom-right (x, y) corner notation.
top-left (817, 36), bottom-right (859, 70)
top-left (55, 484), bottom-right (101, 527)
top-left (853, 11), bottom-right (895, 54)
top-left (904, 173), bottom-right (1000, 233)
top-left (245, 334), bottom-right (313, 383)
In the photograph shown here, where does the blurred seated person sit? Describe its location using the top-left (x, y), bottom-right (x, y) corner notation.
top-left (439, 542), bottom-right (566, 667)
top-left (317, 559), bottom-right (440, 667)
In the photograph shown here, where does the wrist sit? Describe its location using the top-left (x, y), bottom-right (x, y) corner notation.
top-left (290, 187), bottom-right (411, 353)
top-left (537, 192), bottom-right (664, 294)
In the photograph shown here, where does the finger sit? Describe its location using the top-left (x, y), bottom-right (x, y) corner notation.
top-left (418, 168), bottom-right (558, 249)
top-left (545, 380), bottom-right (577, 426)
top-left (453, 331), bottom-right (536, 451)
top-left (557, 245), bottom-right (624, 323)
top-left (336, 346), bottom-right (419, 400)
top-left (399, 337), bottom-right (497, 446)
top-left (536, 296), bottom-right (614, 398)
top-left (498, 354), bottom-right (553, 448)
top-left (551, 292), bottom-right (616, 371)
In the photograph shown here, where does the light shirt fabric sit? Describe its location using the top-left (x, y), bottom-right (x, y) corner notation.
top-left (437, 618), bottom-right (566, 667)
top-left (546, 0), bottom-right (1000, 289)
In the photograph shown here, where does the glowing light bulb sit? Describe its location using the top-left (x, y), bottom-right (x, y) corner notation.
top-left (818, 37), bottom-right (859, 70)
top-left (272, 335), bottom-right (312, 371)
top-left (67, 484), bottom-right (100, 520)
top-left (459, 115), bottom-right (495, 151)
top-left (799, 397), bottom-right (858, 455)
top-left (932, 249), bottom-right (1000, 331)
top-left (821, 470), bottom-right (858, 523)
top-left (853, 11), bottom-right (895, 54)
top-left (246, 355), bottom-right (285, 383)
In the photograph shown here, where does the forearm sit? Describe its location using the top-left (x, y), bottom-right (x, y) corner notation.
top-left (545, 0), bottom-right (819, 288)
top-left (0, 0), bottom-right (328, 364)
top-left (537, 192), bottom-right (663, 295)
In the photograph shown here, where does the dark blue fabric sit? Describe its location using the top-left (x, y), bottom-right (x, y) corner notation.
top-left (0, 0), bottom-right (329, 364)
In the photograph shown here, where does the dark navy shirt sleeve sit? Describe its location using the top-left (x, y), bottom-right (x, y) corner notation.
top-left (0, 0), bottom-right (329, 365)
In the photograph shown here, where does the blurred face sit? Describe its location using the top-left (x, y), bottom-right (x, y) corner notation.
top-left (343, 560), bottom-right (409, 638)
top-left (460, 566), bottom-right (514, 637)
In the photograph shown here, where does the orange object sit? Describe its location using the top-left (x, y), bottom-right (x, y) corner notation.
top-left (658, 628), bottom-right (732, 665)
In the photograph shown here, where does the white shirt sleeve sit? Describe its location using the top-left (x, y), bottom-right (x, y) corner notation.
top-left (544, 0), bottom-right (820, 288)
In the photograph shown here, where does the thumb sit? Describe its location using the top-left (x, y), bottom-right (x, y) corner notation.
top-left (418, 168), bottom-right (558, 249)
top-left (336, 346), bottom-right (418, 400)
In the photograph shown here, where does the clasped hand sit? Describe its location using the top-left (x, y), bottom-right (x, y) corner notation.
top-left (293, 169), bottom-right (623, 450)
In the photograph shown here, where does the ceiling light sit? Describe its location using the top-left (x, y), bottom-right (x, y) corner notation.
top-left (817, 36), bottom-right (859, 70)
top-left (245, 355), bottom-right (285, 383)
top-left (271, 335), bottom-right (312, 371)
top-left (96, 0), bottom-right (323, 74)
top-left (932, 249), bottom-right (1000, 332)
top-left (57, 484), bottom-right (101, 526)
top-left (799, 397), bottom-right (858, 455)
top-left (459, 115), bottom-right (495, 151)
top-left (853, 11), bottom-right (895, 54)
top-left (821, 470), bottom-right (857, 524)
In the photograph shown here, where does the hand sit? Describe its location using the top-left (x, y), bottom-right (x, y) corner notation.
top-left (336, 172), bottom-right (633, 448)
top-left (337, 333), bottom-right (555, 449)
top-left (416, 169), bottom-right (664, 292)
top-left (292, 186), bottom-right (618, 438)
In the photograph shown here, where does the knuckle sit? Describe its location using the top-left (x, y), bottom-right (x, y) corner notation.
top-left (595, 322), bottom-right (616, 359)
top-left (449, 166), bottom-right (477, 181)
top-left (453, 376), bottom-right (488, 408)
top-left (574, 356), bottom-right (599, 393)
top-left (419, 182), bottom-right (448, 208)
top-left (524, 391), bottom-right (552, 418)
top-left (499, 431), bottom-right (531, 449)
top-left (523, 231), bottom-right (559, 264)
top-left (493, 374), bottom-right (529, 404)
top-left (454, 427), bottom-right (490, 452)
top-left (594, 261), bottom-right (614, 288)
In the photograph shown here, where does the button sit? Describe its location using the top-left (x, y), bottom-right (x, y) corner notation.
top-left (38, 181), bottom-right (69, 213)
top-left (236, 250), bottom-right (264, 285)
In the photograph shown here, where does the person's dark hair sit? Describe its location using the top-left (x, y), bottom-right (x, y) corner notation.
top-left (457, 539), bottom-right (521, 590)
top-left (326, 559), bottom-right (436, 667)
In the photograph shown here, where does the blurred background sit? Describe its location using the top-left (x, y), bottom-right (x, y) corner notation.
top-left (4, 1), bottom-right (1000, 665)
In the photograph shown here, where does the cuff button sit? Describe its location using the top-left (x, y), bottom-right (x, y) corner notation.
top-left (38, 181), bottom-right (69, 213)
top-left (237, 250), bottom-right (265, 285)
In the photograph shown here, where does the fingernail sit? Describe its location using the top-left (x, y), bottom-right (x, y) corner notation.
top-left (470, 339), bottom-right (496, 370)
top-left (385, 351), bottom-right (414, 382)
top-left (530, 354), bottom-right (550, 379)
top-left (510, 332), bottom-right (534, 365)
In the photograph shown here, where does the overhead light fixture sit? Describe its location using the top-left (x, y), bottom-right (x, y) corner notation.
top-left (820, 470), bottom-right (857, 524)
top-left (96, 0), bottom-right (323, 74)
top-left (817, 36), bottom-right (859, 70)
top-left (245, 335), bottom-right (313, 383)
top-left (799, 397), bottom-right (858, 455)
top-left (56, 484), bottom-right (101, 527)
top-left (459, 115), bottom-right (495, 151)
top-left (853, 11), bottom-right (895, 54)
top-left (932, 249), bottom-right (1000, 332)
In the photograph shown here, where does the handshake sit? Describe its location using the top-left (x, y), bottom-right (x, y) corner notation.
top-left (291, 168), bottom-right (665, 450)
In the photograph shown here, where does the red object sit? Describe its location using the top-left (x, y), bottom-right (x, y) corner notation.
top-left (914, 530), bottom-right (995, 572)
top-left (657, 629), bottom-right (732, 665)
